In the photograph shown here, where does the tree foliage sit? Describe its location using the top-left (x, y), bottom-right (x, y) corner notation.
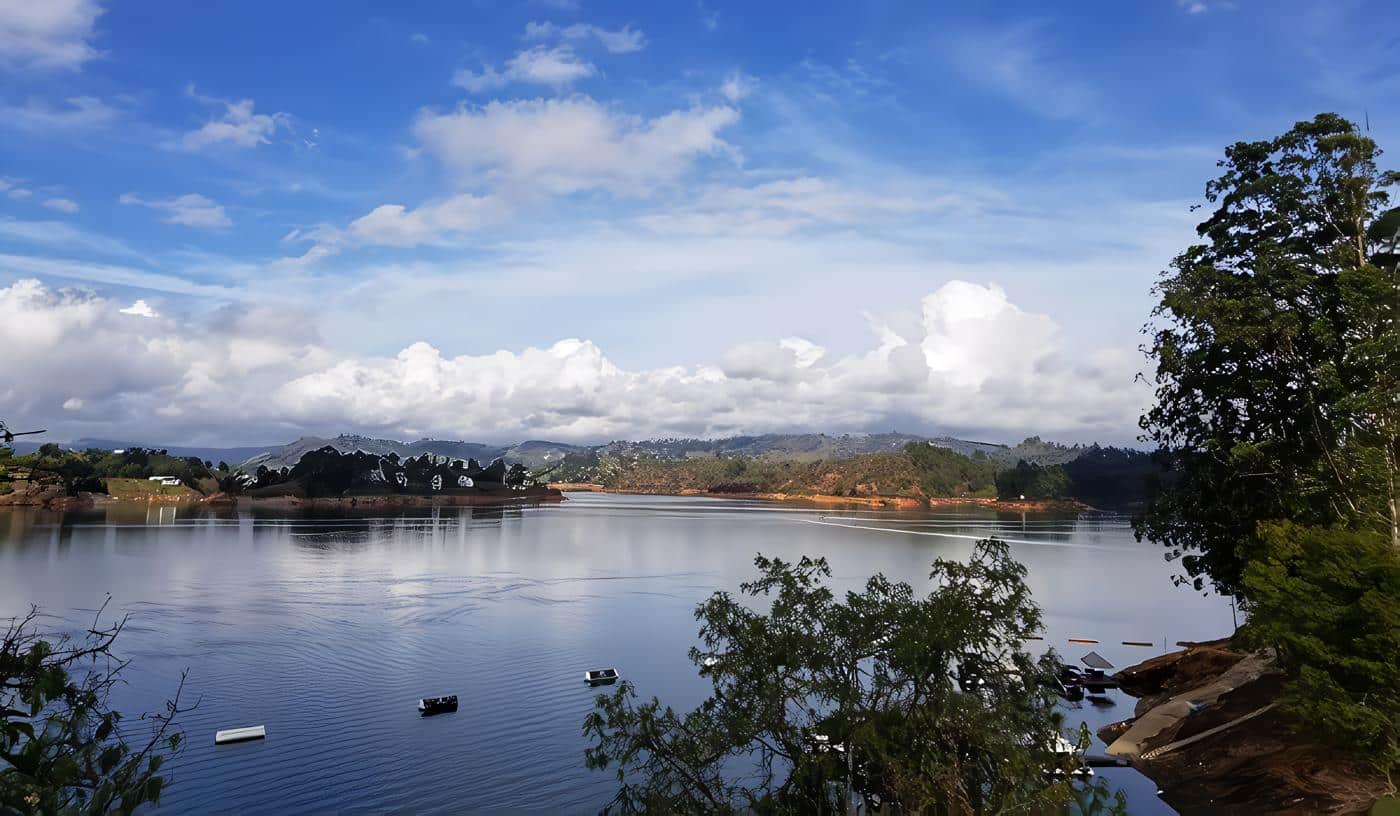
top-left (904, 443), bottom-right (998, 497)
top-left (1137, 113), bottom-right (1400, 768)
top-left (582, 539), bottom-right (1122, 814)
top-left (1, 604), bottom-right (189, 815)
top-left (1137, 112), bottom-right (1400, 596)
top-left (1238, 523), bottom-right (1400, 770)
top-left (994, 461), bottom-right (1070, 501)
top-left (1, 446), bottom-right (220, 497)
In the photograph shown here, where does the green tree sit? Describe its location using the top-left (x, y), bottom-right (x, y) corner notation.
top-left (904, 442), bottom-right (998, 496)
top-left (1239, 523), bottom-right (1400, 771)
top-left (995, 461), bottom-right (1070, 501)
top-left (1137, 113), bottom-right (1399, 596)
top-left (1, 604), bottom-right (188, 814)
top-left (583, 539), bottom-right (1122, 814)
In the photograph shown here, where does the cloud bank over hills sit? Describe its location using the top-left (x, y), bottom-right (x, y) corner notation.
top-left (0, 277), bottom-right (1147, 446)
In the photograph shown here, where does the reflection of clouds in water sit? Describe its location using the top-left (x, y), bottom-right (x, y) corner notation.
top-left (0, 493), bottom-right (1220, 814)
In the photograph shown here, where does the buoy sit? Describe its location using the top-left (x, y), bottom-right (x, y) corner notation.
top-left (215, 725), bottom-right (266, 745)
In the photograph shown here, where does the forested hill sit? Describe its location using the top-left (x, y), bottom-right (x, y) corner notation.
top-left (547, 439), bottom-right (1161, 510)
top-left (237, 432), bottom-right (1118, 476)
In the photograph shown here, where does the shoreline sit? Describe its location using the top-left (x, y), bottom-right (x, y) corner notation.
top-left (0, 486), bottom-right (565, 511)
top-left (548, 483), bottom-right (1087, 512)
top-left (3, 482), bottom-right (1083, 514)
top-left (1103, 639), bottom-right (1390, 814)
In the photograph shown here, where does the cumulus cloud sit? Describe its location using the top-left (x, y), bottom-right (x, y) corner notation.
top-left (118, 298), bottom-right (156, 317)
top-left (416, 96), bottom-right (739, 196)
top-left (0, 277), bottom-right (1148, 445)
top-left (453, 45), bottom-right (597, 92)
top-left (172, 97), bottom-right (289, 151)
top-left (524, 21), bottom-right (646, 53)
top-left (119, 192), bottom-right (232, 229)
top-left (300, 96), bottom-right (742, 253)
top-left (0, 0), bottom-right (103, 71)
top-left (0, 278), bottom-right (329, 438)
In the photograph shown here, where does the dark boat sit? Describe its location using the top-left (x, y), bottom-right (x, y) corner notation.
top-left (418, 694), bottom-right (458, 716)
top-left (584, 668), bottom-right (619, 686)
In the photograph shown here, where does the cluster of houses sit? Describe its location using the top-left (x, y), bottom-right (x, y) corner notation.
top-left (243, 446), bottom-right (536, 499)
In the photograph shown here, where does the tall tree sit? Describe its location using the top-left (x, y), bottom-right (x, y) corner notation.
top-left (583, 538), bottom-right (1122, 814)
top-left (1137, 113), bottom-right (1399, 596)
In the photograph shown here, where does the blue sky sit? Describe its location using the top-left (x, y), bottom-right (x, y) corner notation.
top-left (1, 0), bottom-right (1397, 446)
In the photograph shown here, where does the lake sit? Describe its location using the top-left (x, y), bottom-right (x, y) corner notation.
top-left (0, 493), bottom-right (1232, 813)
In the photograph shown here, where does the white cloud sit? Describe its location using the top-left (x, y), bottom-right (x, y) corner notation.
top-left (0, 277), bottom-right (1148, 445)
top-left (410, 32), bottom-right (429, 44)
top-left (310, 96), bottom-right (741, 251)
top-left (118, 298), bottom-right (157, 317)
top-left (172, 97), bottom-right (289, 151)
top-left (636, 176), bottom-right (975, 237)
top-left (720, 71), bottom-right (755, 102)
top-left (7, 187), bottom-right (31, 200)
top-left (0, 0), bottom-right (103, 71)
top-left (0, 96), bottom-right (118, 130)
top-left (119, 192), bottom-right (232, 229)
top-left (43, 197), bottom-right (79, 213)
top-left (0, 278), bottom-right (329, 437)
top-left (346, 193), bottom-right (505, 247)
top-left (0, 253), bottom-right (238, 296)
top-left (415, 96), bottom-right (739, 197)
top-left (453, 45), bottom-right (597, 92)
top-left (524, 21), bottom-right (646, 53)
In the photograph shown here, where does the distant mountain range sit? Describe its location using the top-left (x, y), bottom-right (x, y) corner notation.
top-left (12, 431), bottom-right (1099, 473)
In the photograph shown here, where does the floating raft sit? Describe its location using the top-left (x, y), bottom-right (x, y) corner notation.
top-left (584, 668), bottom-right (619, 686)
top-left (214, 725), bottom-right (266, 745)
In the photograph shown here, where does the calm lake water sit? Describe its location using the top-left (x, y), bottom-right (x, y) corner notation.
top-left (0, 493), bottom-right (1232, 814)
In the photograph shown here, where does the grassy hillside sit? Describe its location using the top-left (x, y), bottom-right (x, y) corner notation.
top-left (104, 477), bottom-right (202, 499)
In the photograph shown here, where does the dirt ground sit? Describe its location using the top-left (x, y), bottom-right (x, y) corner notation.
top-left (1101, 639), bottom-right (1393, 815)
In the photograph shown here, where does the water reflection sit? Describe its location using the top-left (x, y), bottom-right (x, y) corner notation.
top-left (0, 494), bottom-right (1221, 814)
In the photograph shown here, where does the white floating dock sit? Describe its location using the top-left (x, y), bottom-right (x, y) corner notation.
top-left (214, 725), bottom-right (266, 745)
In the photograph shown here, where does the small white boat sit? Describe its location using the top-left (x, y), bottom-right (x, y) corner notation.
top-left (214, 725), bottom-right (266, 745)
top-left (584, 668), bottom-right (620, 685)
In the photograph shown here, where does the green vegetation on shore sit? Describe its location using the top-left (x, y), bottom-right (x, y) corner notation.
top-left (547, 439), bottom-right (1158, 508)
top-left (0, 444), bottom-right (223, 497)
